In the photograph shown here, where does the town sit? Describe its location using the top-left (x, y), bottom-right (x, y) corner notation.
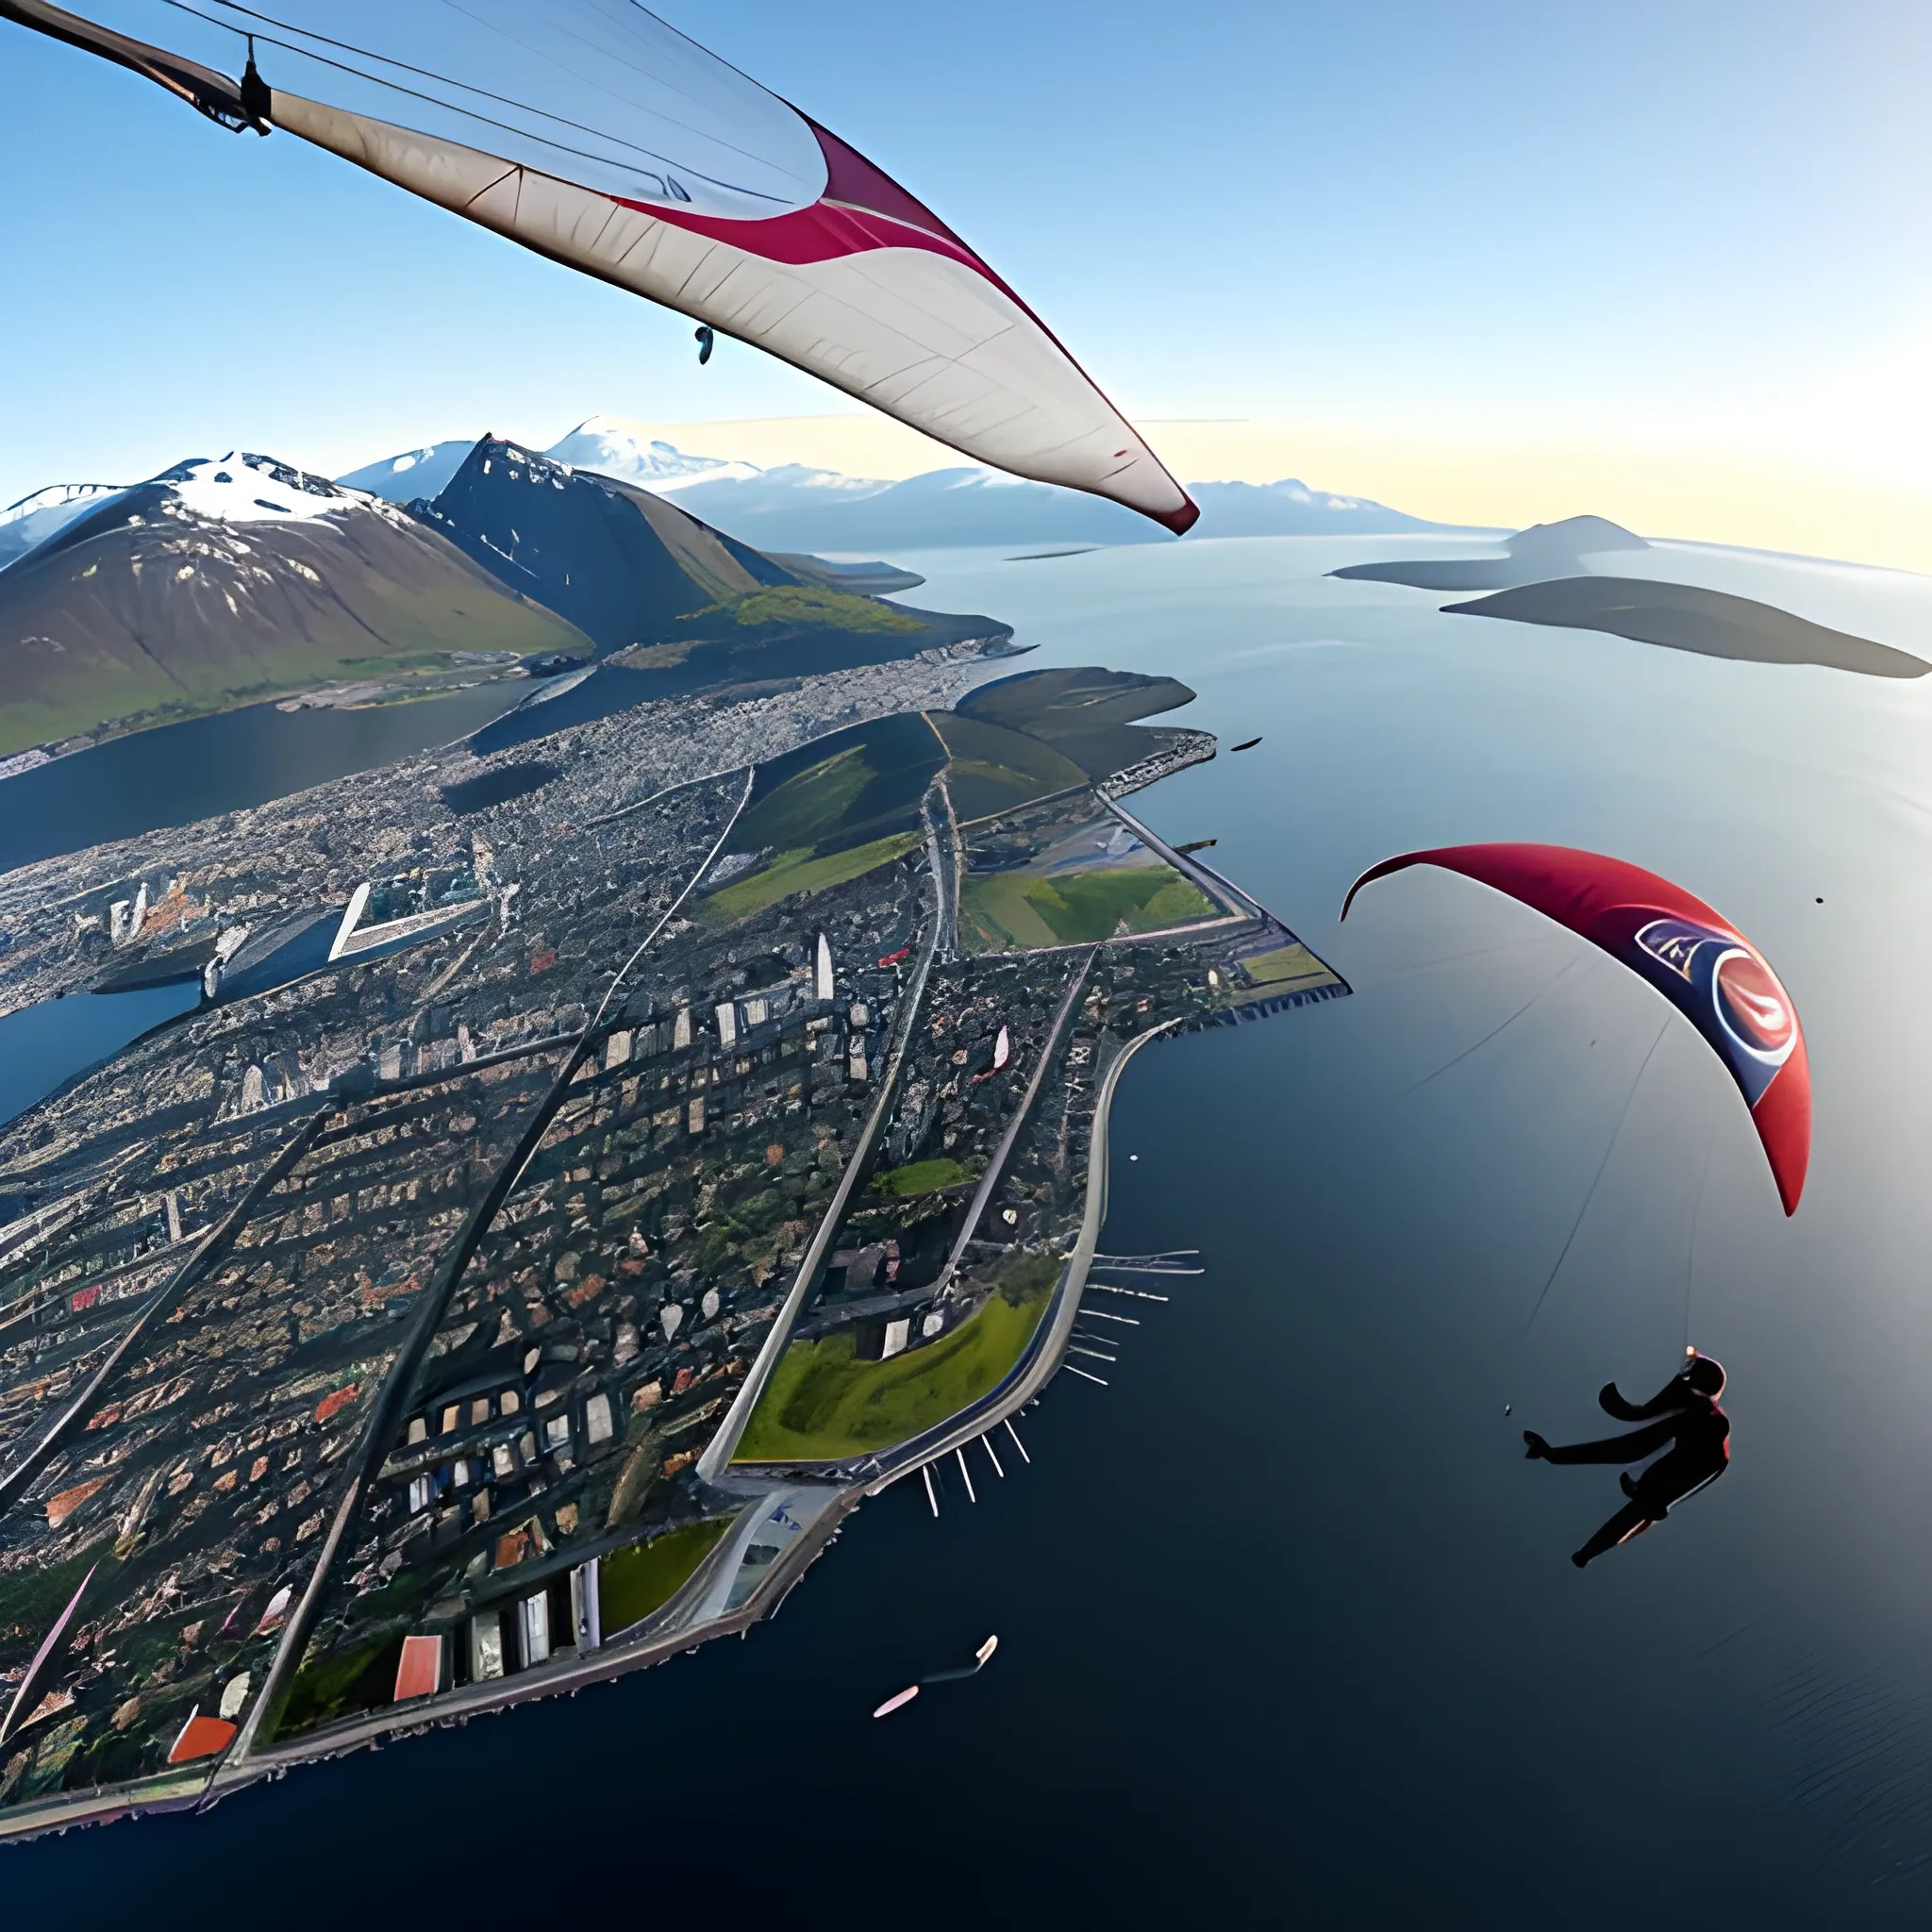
top-left (0, 648), bottom-right (1345, 1833)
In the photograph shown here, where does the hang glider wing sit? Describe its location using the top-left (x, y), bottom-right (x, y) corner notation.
top-left (4, 0), bottom-right (1197, 531)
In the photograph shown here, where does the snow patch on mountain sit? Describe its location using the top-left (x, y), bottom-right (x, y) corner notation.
top-left (543, 416), bottom-right (764, 492)
top-left (335, 441), bottom-right (478, 505)
top-left (157, 453), bottom-right (389, 527)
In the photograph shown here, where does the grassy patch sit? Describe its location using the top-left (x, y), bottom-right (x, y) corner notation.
top-left (731, 714), bottom-right (943, 859)
top-left (870, 1158), bottom-right (973, 1198)
top-left (927, 711), bottom-right (1087, 821)
top-left (600, 1517), bottom-right (734, 1634)
top-left (735, 744), bottom-right (874, 854)
top-left (961, 860), bottom-right (1216, 952)
top-left (701, 832), bottom-right (921, 925)
top-left (736, 1259), bottom-right (1057, 1461)
top-left (274, 1628), bottom-right (407, 1740)
top-left (1238, 942), bottom-right (1334, 989)
top-left (699, 586), bottom-right (923, 633)
top-left (608, 640), bottom-right (696, 670)
top-left (0, 1546), bottom-right (120, 1672)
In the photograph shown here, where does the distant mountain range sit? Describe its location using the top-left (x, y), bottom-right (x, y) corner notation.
top-left (0, 439), bottom-right (1009, 759)
top-left (336, 423), bottom-right (761, 508)
top-left (339, 417), bottom-right (1457, 551)
top-left (0, 410), bottom-right (1452, 759)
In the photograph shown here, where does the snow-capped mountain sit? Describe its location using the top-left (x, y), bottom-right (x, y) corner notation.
top-left (543, 415), bottom-right (764, 492)
top-left (339, 415), bottom-right (1458, 552)
top-left (407, 436), bottom-right (996, 667)
top-left (408, 435), bottom-right (798, 651)
top-left (1187, 477), bottom-right (1452, 539)
top-left (338, 420), bottom-right (766, 508)
top-left (0, 452), bottom-right (586, 757)
top-left (334, 440), bottom-right (477, 506)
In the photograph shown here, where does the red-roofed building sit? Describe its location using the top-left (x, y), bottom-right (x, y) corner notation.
top-left (392, 1634), bottom-right (442, 1702)
top-left (166, 1710), bottom-right (238, 1765)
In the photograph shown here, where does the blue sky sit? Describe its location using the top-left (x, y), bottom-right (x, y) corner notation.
top-left (3, 0), bottom-right (1930, 508)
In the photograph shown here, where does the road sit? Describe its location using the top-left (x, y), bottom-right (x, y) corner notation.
top-left (854, 1009), bottom-right (1185, 1497)
top-left (931, 947), bottom-right (1094, 1296)
top-left (694, 790), bottom-right (949, 1480)
top-left (217, 766), bottom-right (758, 1784)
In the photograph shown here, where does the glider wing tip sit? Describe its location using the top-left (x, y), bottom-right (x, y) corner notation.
top-left (1340, 852), bottom-right (1424, 921)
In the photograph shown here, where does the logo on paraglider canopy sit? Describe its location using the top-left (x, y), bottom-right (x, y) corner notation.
top-left (1632, 916), bottom-right (1797, 1100)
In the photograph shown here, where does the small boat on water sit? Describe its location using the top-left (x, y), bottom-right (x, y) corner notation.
top-left (873, 1635), bottom-right (999, 1715)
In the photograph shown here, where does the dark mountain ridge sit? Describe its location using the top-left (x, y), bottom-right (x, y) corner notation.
top-left (408, 437), bottom-right (796, 652)
top-left (409, 438), bottom-right (1013, 710)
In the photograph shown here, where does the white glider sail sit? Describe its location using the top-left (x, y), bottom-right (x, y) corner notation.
top-left (5, 0), bottom-right (1197, 531)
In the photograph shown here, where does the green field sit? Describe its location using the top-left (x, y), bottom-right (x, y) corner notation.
top-left (711, 585), bottom-right (923, 632)
top-left (599, 1517), bottom-right (735, 1634)
top-left (953, 665), bottom-right (1197, 780)
top-left (1238, 941), bottom-right (1339, 990)
top-left (735, 1256), bottom-right (1058, 1461)
top-left (961, 860), bottom-right (1217, 953)
top-left (927, 711), bottom-right (1088, 821)
top-left (275, 1629), bottom-right (408, 1739)
top-left (729, 713), bottom-right (945, 862)
top-left (870, 1157), bottom-right (974, 1198)
top-left (701, 831), bottom-right (922, 925)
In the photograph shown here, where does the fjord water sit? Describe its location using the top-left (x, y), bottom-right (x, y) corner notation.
top-left (0, 679), bottom-right (541, 876)
top-left (14, 535), bottom-right (1932, 1924)
top-left (0, 981), bottom-right (201, 1143)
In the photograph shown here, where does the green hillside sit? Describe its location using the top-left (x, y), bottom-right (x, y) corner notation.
top-left (0, 505), bottom-right (589, 756)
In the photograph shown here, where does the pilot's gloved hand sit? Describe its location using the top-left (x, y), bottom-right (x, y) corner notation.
top-left (1524, 1431), bottom-right (1550, 1459)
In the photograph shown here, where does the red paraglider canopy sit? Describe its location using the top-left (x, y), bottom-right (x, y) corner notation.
top-left (1342, 842), bottom-right (1810, 1215)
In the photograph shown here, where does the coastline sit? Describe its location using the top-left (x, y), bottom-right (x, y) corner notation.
top-left (0, 974), bottom-right (1175, 1845)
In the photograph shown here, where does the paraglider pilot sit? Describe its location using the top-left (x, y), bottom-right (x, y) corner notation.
top-left (1524, 1353), bottom-right (1730, 1567)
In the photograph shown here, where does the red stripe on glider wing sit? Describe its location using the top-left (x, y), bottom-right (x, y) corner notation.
top-left (618, 191), bottom-right (993, 272)
top-left (615, 121), bottom-right (1200, 537)
top-left (1341, 842), bottom-right (1735, 940)
top-left (1749, 1024), bottom-right (1810, 1216)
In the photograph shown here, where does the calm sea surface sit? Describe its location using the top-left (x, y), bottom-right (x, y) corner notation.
top-left (12, 534), bottom-right (1932, 1924)
top-left (0, 678), bottom-right (542, 876)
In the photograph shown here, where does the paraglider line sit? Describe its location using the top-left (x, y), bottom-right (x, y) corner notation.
top-left (1682, 1122), bottom-right (1718, 1357)
top-left (166, 0), bottom-right (790, 202)
top-left (438, 0), bottom-right (811, 186)
top-left (1404, 955), bottom-right (1583, 1095)
top-left (1373, 934), bottom-right (1562, 985)
top-left (1523, 1016), bottom-right (1671, 1338)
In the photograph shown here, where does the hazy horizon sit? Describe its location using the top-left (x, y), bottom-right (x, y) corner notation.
top-left (4, 2), bottom-right (1931, 565)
